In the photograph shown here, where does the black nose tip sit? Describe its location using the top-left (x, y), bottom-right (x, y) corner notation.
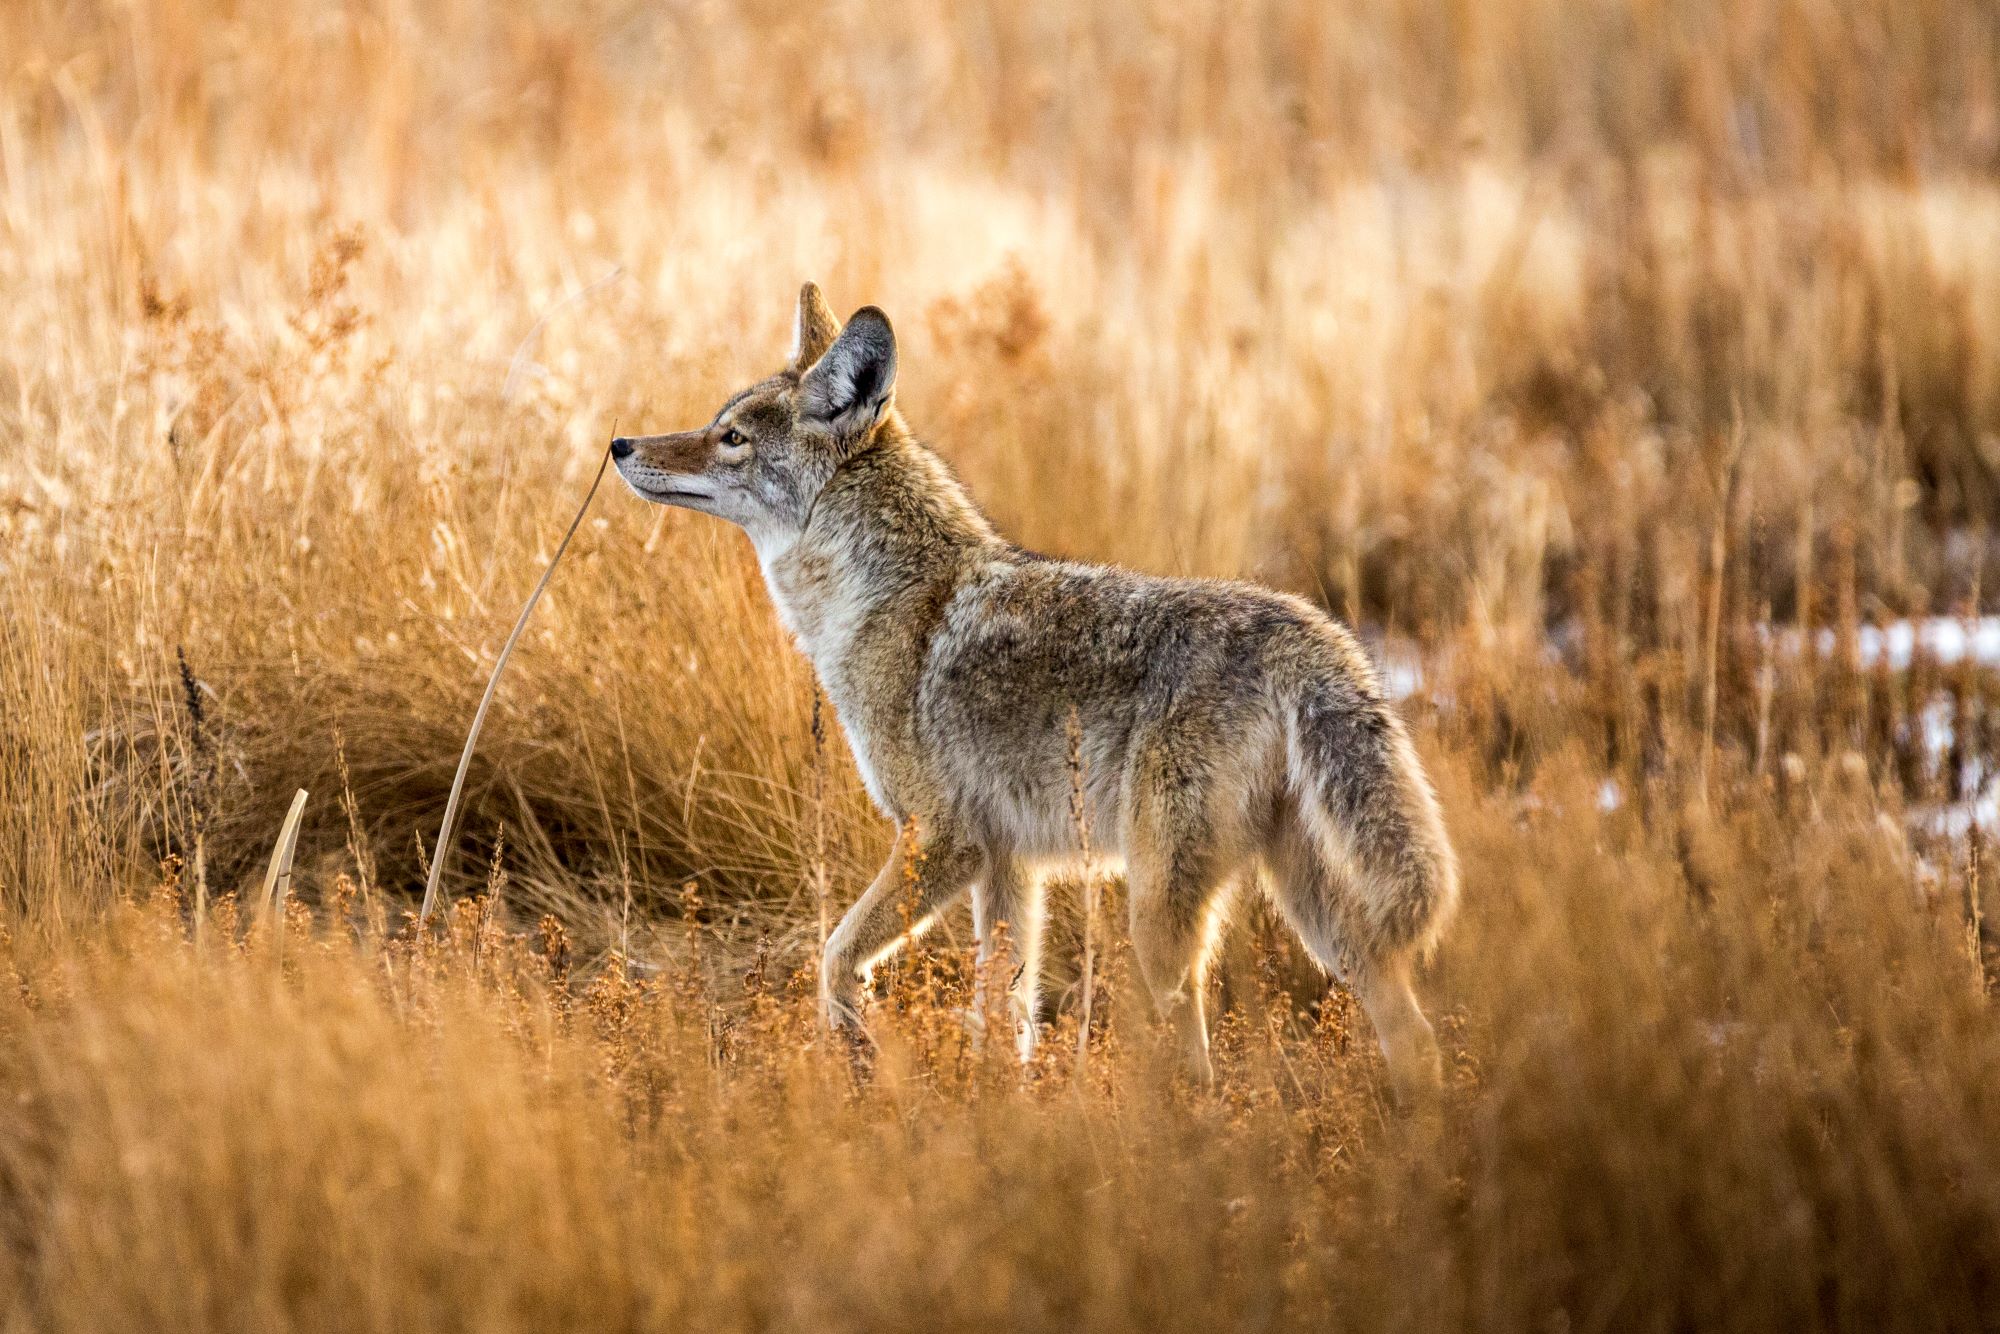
top-left (609, 436), bottom-right (635, 461)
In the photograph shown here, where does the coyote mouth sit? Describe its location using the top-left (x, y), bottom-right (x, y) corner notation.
top-left (630, 480), bottom-right (712, 504)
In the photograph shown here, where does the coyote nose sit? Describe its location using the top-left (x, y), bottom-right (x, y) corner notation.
top-left (609, 437), bottom-right (635, 461)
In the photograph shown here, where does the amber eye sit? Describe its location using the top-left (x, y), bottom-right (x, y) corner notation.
top-left (722, 428), bottom-right (747, 447)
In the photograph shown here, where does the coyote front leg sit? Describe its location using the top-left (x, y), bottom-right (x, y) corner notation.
top-left (970, 855), bottom-right (1043, 1061)
top-left (821, 822), bottom-right (982, 1034)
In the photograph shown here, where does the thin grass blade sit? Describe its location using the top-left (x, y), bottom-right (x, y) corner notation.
top-left (420, 444), bottom-right (614, 922)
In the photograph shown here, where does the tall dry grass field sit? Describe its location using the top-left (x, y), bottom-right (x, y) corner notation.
top-left (3, 1), bottom-right (2000, 1328)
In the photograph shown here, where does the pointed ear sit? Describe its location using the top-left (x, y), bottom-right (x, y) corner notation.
top-left (800, 307), bottom-right (896, 442)
top-left (788, 282), bottom-right (842, 373)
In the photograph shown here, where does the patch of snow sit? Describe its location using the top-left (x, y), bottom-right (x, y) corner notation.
top-left (1757, 616), bottom-right (2000, 671)
top-left (1909, 782), bottom-right (2000, 840)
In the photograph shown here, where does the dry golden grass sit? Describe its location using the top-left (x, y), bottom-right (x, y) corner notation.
top-left (3, 0), bottom-right (2000, 1327)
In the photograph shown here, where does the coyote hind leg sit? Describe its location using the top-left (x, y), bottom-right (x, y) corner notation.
top-left (1266, 802), bottom-right (1441, 1102)
top-left (1124, 749), bottom-right (1241, 1086)
top-left (1353, 955), bottom-right (1441, 1104)
top-left (1127, 854), bottom-right (1234, 1085)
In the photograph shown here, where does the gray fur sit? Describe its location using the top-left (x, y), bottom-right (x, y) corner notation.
top-left (611, 283), bottom-right (1459, 1097)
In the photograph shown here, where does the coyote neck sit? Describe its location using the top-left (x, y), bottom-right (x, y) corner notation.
top-left (758, 440), bottom-right (998, 701)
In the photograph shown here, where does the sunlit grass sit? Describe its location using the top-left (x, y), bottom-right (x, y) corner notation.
top-left (2, 0), bottom-right (1999, 1328)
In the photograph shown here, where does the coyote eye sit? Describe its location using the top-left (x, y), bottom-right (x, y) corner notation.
top-left (722, 428), bottom-right (747, 448)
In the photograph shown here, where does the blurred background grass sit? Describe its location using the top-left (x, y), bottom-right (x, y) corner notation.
top-left (2, 2), bottom-right (2000, 1328)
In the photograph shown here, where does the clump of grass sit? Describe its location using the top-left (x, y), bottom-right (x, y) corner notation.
top-left (0, 757), bottom-right (1994, 1331)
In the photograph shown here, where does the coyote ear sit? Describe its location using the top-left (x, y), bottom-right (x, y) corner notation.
top-left (789, 282), bottom-right (842, 373)
top-left (800, 307), bottom-right (896, 443)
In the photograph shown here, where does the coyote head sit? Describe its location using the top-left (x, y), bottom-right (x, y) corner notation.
top-left (610, 283), bottom-right (897, 548)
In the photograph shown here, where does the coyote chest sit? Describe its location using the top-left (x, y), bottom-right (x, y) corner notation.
top-left (759, 543), bottom-right (914, 816)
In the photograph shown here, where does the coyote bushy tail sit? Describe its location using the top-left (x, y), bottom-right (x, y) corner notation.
top-left (1280, 664), bottom-right (1460, 969)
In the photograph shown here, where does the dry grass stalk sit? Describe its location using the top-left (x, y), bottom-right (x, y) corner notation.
top-left (419, 445), bottom-right (613, 924)
top-left (259, 788), bottom-right (309, 922)
top-left (811, 689), bottom-right (830, 956)
top-left (1067, 705), bottom-right (1098, 1065)
top-left (1698, 424), bottom-right (1745, 808)
top-left (1972, 828), bottom-right (1990, 997)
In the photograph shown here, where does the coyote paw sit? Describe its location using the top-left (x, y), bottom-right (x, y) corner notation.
top-left (820, 995), bottom-right (874, 1080)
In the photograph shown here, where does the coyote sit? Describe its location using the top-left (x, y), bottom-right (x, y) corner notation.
top-left (612, 284), bottom-right (1459, 1096)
